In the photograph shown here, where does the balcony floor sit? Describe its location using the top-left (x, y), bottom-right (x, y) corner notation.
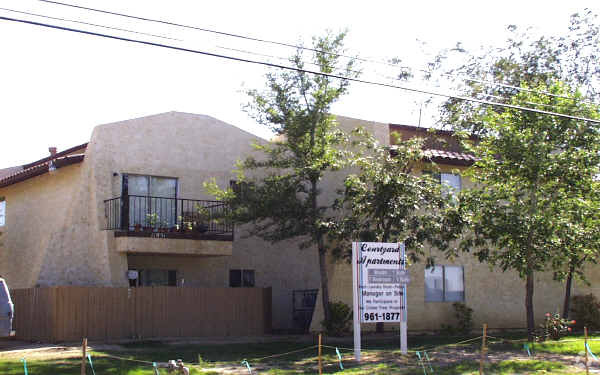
top-left (114, 230), bottom-right (233, 241)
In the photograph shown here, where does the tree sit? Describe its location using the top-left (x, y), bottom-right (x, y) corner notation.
top-left (205, 32), bottom-right (359, 323)
top-left (452, 81), bottom-right (600, 340)
top-left (413, 10), bottom-right (600, 334)
top-left (550, 190), bottom-right (600, 319)
top-left (332, 129), bottom-right (455, 264)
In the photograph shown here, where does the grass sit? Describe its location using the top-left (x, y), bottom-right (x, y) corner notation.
top-left (0, 333), bottom-right (595, 374)
top-left (487, 333), bottom-right (600, 356)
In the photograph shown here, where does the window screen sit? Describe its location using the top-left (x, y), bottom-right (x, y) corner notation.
top-left (229, 270), bottom-right (242, 287)
top-left (230, 269), bottom-right (255, 287)
top-left (444, 266), bottom-right (465, 302)
top-left (138, 269), bottom-right (177, 287)
top-left (441, 173), bottom-right (461, 193)
top-left (425, 265), bottom-right (464, 302)
top-left (0, 199), bottom-right (5, 227)
top-left (424, 266), bottom-right (444, 302)
top-left (243, 270), bottom-right (255, 287)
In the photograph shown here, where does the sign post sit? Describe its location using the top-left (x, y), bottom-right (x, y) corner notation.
top-left (353, 242), bottom-right (409, 361)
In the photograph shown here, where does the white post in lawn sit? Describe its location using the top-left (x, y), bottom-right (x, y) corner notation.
top-left (400, 242), bottom-right (407, 354)
top-left (352, 242), bottom-right (361, 362)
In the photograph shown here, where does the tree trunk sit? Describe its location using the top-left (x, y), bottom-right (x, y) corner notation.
top-left (311, 176), bottom-right (330, 325)
top-left (526, 272), bottom-right (535, 341)
top-left (318, 241), bottom-right (331, 324)
top-left (562, 264), bottom-right (575, 319)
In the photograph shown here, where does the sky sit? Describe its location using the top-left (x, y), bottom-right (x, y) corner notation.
top-left (1, 0), bottom-right (599, 168)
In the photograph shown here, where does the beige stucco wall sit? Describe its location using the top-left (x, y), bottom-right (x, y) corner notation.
top-left (0, 164), bottom-right (85, 287)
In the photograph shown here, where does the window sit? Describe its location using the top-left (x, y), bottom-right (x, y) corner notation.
top-left (0, 198), bottom-right (5, 227)
top-left (423, 172), bottom-right (461, 195)
top-left (132, 269), bottom-right (177, 287)
top-left (229, 269), bottom-right (255, 287)
top-left (122, 174), bottom-right (178, 228)
top-left (424, 265), bottom-right (464, 302)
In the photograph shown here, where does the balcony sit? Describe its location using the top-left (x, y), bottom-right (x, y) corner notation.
top-left (104, 196), bottom-right (233, 255)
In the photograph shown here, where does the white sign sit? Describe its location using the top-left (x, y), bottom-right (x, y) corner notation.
top-left (0, 201), bottom-right (5, 227)
top-left (356, 242), bottom-right (406, 323)
top-left (353, 242), bottom-right (408, 360)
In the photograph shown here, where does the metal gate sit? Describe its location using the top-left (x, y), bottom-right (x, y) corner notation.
top-left (292, 289), bottom-right (318, 332)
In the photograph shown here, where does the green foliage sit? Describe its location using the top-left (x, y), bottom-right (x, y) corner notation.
top-left (321, 301), bottom-right (352, 337)
top-left (453, 302), bottom-right (474, 335)
top-left (331, 128), bottom-right (454, 263)
top-left (446, 81), bottom-right (600, 338)
top-left (204, 31), bottom-right (360, 321)
top-left (537, 312), bottom-right (575, 341)
top-left (454, 82), bottom-right (600, 274)
top-left (422, 14), bottom-right (600, 327)
top-left (571, 294), bottom-right (600, 331)
top-left (440, 302), bottom-right (474, 335)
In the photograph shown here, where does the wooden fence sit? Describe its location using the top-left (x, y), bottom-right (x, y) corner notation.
top-left (11, 286), bottom-right (272, 342)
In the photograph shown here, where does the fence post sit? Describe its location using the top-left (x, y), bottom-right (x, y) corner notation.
top-left (81, 337), bottom-right (87, 375)
top-left (479, 323), bottom-right (487, 375)
top-left (585, 327), bottom-right (589, 375)
top-left (318, 333), bottom-right (323, 375)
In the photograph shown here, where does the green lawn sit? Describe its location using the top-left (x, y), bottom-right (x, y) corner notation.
top-left (0, 333), bottom-right (595, 374)
top-left (487, 334), bottom-right (600, 356)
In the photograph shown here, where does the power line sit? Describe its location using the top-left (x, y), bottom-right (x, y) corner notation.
top-left (37, 0), bottom-right (370, 62)
top-left (1, 15), bottom-right (599, 125)
top-left (0, 7), bottom-right (180, 41)
top-left (35, 0), bottom-right (598, 105)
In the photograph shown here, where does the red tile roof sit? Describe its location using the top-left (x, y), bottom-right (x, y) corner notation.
top-left (424, 149), bottom-right (477, 166)
top-left (389, 124), bottom-right (477, 166)
top-left (0, 143), bottom-right (87, 188)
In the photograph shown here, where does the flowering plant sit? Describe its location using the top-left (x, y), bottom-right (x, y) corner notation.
top-left (537, 312), bottom-right (576, 341)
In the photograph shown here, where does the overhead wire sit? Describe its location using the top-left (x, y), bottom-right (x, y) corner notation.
top-left (35, 0), bottom-right (595, 105)
top-left (0, 6), bottom-right (180, 41)
top-left (35, 0), bottom-right (393, 67)
top-left (1, 15), bottom-right (599, 124)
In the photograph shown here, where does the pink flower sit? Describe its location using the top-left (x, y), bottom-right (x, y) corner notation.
top-left (545, 313), bottom-right (551, 317)
top-left (571, 320), bottom-right (576, 324)
top-left (568, 327), bottom-right (572, 332)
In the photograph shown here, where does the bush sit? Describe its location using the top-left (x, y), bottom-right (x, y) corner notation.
top-left (571, 294), bottom-right (600, 331)
top-left (453, 302), bottom-right (474, 335)
top-left (322, 301), bottom-right (352, 336)
top-left (439, 302), bottom-right (473, 335)
top-left (537, 312), bottom-right (575, 341)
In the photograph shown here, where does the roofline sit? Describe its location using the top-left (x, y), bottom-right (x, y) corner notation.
top-left (426, 155), bottom-right (475, 167)
top-left (388, 123), bottom-right (480, 141)
top-left (21, 143), bottom-right (88, 169)
top-left (0, 154), bottom-right (85, 188)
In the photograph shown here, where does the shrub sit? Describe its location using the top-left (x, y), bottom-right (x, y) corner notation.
top-left (453, 302), bottom-right (474, 335)
top-left (537, 312), bottom-right (575, 341)
top-left (571, 294), bottom-right (600, 331)
top-left (322, 301), bottom-right (352, 336)
top-left (439, 302), bottom-right (473, 335)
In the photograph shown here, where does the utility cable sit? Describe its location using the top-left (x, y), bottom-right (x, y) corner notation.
top-left (0, 6), bottom-right (180, 41)
top-left (1, 15), bottom-right (599, 125)
top-left (36, 0), bottom-right (595, 105)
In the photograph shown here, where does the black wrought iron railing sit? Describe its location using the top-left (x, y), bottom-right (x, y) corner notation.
top-left (104, 195), bottom-right (233, 236)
